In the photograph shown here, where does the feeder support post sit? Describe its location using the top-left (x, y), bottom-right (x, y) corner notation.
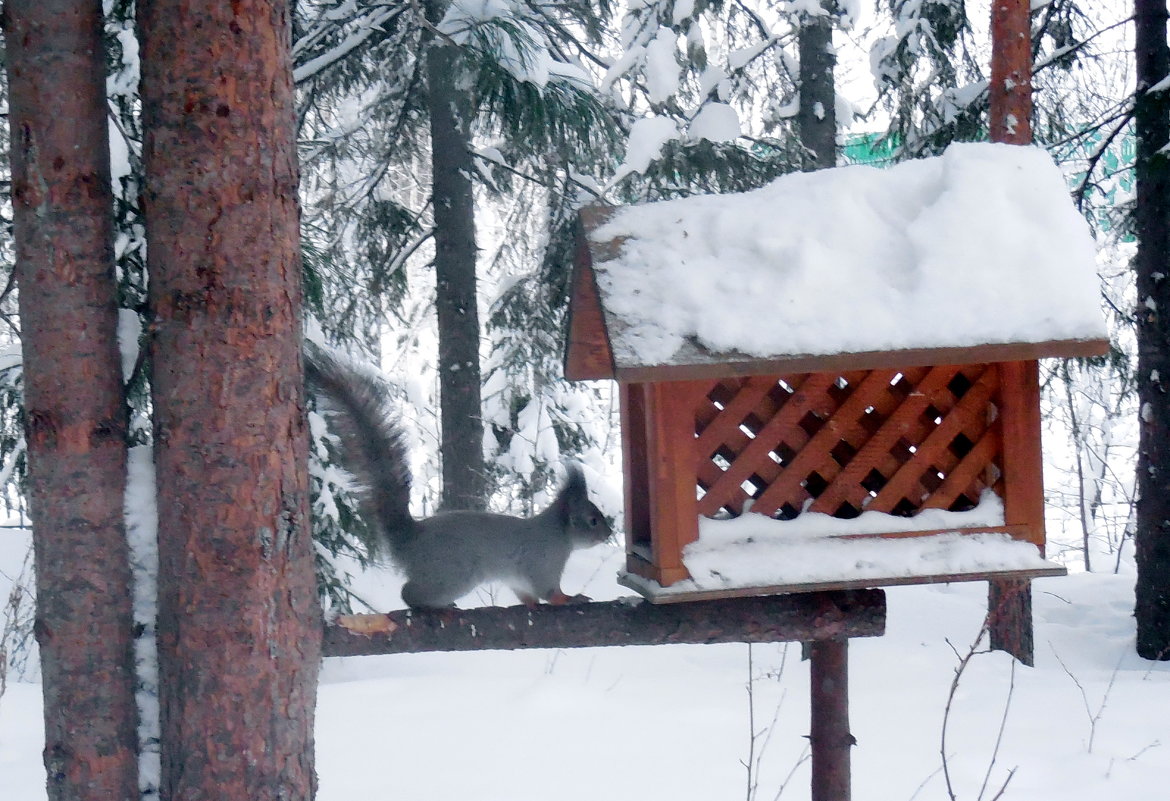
top-left (987, 0), bottom-right (1038, 666)
top-left (810, 640), bottom-right (852, 801)
top-left (989, 0), bottom-right (1033, 144)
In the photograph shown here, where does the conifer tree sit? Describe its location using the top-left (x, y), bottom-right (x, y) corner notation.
top-left (292, 0), bottom-right (621, 518)
top-left (1134, 0), bottom-right (1170, 661)
top-left (139, 1), bottom-right (321, 796)
top-left (5, 2), bottom-right (138, 797)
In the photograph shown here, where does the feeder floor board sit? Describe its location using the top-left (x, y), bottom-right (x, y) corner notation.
top-left (619, 564), bottom-right (1066, 605)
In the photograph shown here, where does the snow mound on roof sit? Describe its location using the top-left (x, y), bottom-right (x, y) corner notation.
top-left (590, 143), bottom-right (1105, 366)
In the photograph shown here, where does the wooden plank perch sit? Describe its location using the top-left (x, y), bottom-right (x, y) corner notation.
top-left (323, 590), bottom-right (886, 657)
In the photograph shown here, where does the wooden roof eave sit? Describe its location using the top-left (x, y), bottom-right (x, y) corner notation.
top-left (603, 335), bottom-right (1111, 384)
top-left (563, 211), bottom-right (618, 382)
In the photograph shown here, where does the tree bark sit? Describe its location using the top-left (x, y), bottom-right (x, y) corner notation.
top-left (809, 640), bottom-right (852, 801)
top-left (138, 0), bottom-right (323, 798)
top-left (798, 5), bottom-right (837, 171)
top-left (988, 0), bottom-right (1034, 144)
top-left (323, 590), bottom-right (886, 656)
top-left (1134, 0), bottom-right (1170, 661)
top-left (425, 0), bottom-right (487, 510)
top-left (4, 2), bottom-right (139, 799)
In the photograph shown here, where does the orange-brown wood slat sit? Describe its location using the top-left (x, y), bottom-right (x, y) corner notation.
top-left (694, 375), bottom-right (785, 461)
top-left (644, 380), bottom-right (708, 584)
top-left (889, 365), bottom-right (934, 395)
top-left (997, 360), bottom-right (1046, 547)
top-left (828, 523), bottom-right (1034, 541)
top-left (563, 258), bottom-right (615, 381)
top-left (919, 422), bottom-right (1001, 511)
top-left (698, 372), bottom-right (839, 516)
top-left (605, 339), bottom-right (1109, 385)
top-left (910, 384), bottom-right (994, 481)
top-left (810, 366), bottom-right (962, 514)
top-left (869, 365), bottom-right (1000, 512)
top-left (620, 382), bottom-right (653, 556)
top-left (752, 370), bottom-right (898, 516)
top-left (695, 377), bottom-right (746, 431)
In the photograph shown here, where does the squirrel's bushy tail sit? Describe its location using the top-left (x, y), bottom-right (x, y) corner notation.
top-left (305, 345), bottom-right (415, 557)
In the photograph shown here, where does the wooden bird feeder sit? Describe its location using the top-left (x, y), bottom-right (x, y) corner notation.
top-left (564, 150), bottom-right (1109, 608)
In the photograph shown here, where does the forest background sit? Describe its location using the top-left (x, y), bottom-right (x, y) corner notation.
top-left (0, 0), bottom-right (1141, 606)
top-left (0, 0), bottom-right (1161, 798)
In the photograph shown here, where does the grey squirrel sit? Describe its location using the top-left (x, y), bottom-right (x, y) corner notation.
top-left (305, 346), bottom-right (612, 609)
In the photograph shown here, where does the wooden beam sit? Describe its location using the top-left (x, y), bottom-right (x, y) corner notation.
top-left (998, 361), bottom-right (1046, 547)
top-left (323, 591), bottom-right (886, 657)
top-left (607, 338), bottom-right (1110, 384)
top-left (645, 380), bottom-right (705, 585)
top-left (620, 382), bottom-right (654, 573)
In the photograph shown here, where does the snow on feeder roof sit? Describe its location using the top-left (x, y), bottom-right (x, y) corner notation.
top-left (566, 143), bottom-right (1108, 383)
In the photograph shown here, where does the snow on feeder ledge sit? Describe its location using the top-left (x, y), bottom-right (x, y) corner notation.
top-left (563, 143), bottom-right (1108, 603)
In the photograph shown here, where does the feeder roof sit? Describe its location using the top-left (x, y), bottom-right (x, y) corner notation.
top-left (566, 143), bottom-right (1109, 382)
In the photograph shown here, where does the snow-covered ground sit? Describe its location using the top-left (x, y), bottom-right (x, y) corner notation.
top-left (2, 527), bottom-right (1167, 801)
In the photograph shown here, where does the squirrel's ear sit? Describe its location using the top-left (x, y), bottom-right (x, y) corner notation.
top-left (563, 463), bottom-right (587, 498)
top-left (554, 464), bottom-right (586, 523)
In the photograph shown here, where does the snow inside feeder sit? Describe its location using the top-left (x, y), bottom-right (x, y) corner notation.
top-left (564, 143), bottom-right (1108, 602)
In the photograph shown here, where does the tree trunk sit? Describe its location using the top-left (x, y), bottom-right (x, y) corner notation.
top-left (1134, 0), bottom-right (1170, 661)
top-left (988, 0), bottom-right (1034, 145)
top-left (426, 0), bottom-right (487, 510)
top-left (4, 3), bottom-right (139, 799)
top-left (798, 6), bottom-right (837, 171)
top-left (138, 0), bottom-right (323, 797)
top-left (987, 0), bottom-right (1037, 666)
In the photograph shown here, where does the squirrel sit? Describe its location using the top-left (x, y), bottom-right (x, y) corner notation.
top-left (304, 346), bottom-right (612, 609)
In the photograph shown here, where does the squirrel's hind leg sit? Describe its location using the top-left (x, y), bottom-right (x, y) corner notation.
top-left (401, 578), bottom-right (464, 610)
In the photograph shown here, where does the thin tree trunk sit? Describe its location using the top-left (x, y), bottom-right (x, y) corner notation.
top-left (989, 0), bottom-right (1034, 145)
top-left (798, 6), bottom-right (837, 171)
top-left (4, 2), bottom-right (139, 799)
top-left (1134, 0), bottom-right (1170, 661)
top-left (426, 0), bottom-right (487, 510)
top-left (138, 0), bottom-right (323, 797)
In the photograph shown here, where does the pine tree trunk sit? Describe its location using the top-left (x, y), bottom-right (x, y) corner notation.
top-left (426, 0), bottom-right (487, 510)
top-left (798, 7), bottom-right (836, 171)
top-left (138, 0), bottom-right (323, 797)
top-left (1134, 0), bottom-right (1170, 661)
top-left (4, 3), bottom-right (139, 799)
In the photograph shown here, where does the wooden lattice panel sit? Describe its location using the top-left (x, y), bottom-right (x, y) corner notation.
top-left (694, 365), bottom-right (1003, 521)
